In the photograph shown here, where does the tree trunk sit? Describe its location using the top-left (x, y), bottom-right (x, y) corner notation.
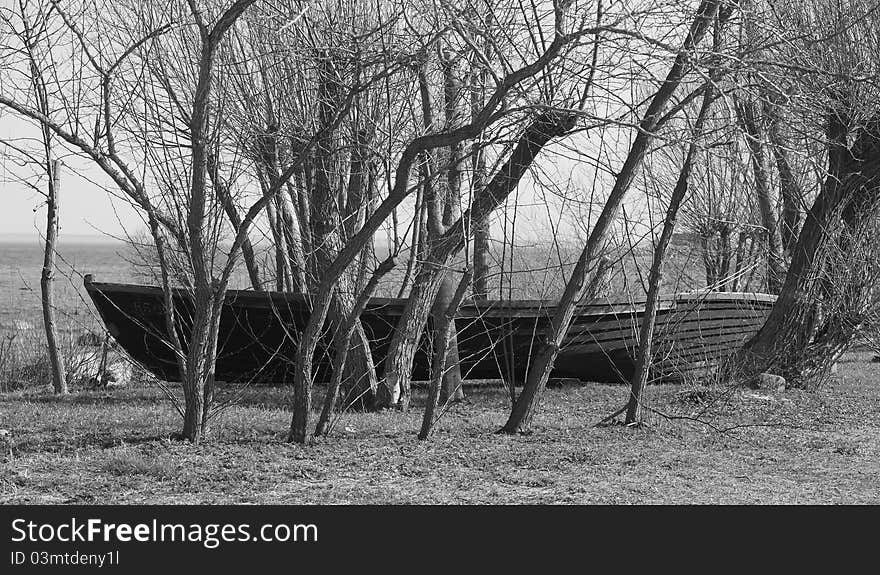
top-left (397, 186), bottom-right (424, 298)
top-left (473, 219), bottom-right (491, 299)
top-left (261, 172), bottom-right (292, 292)
top-left (625, 76), bottom-right (714, 424)
top-left (437, 50), bottom-right (465, 404)
top-left (379, 111), bottom-right (578, 409)
top-left (733, 112), bottom-right (880, 381)
top-left (419, 268), bottom-right (472, 439)
top-left (315, 256), bottom-right (397, 437)
top-left (433, 272), bottom-right (465, 403)
top-left (179, 289), bottom-right (220, 443)
top-left (277, 189), bottom-right (309, 294)
top-left (764, 96), bottom-right (803, 256)
top-left (500, 0), bottom-right (721, 435)
top-left (470, 13), bottom-right (493, 301)
top-left (182, 37), bottom-right (213, 442)
top-left (41, 159), bottom-right (67, 395)
top-left (735, 98), bottom-right (785, 293)
top-left (290, 164), bottom-right (314, 272)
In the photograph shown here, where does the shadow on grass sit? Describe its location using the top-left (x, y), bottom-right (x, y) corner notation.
top-left (9, 430), bottom-right (172, 456)
top-left (1, 376), bottom-right (587, 409)
top-left (0, 387), bottom-right (168, 407)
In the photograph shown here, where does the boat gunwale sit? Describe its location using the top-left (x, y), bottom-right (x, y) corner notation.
top-left (84, 277), bottom-right (777, 316)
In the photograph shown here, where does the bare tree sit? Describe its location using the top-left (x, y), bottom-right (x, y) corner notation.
top-left (17, 2), bottom-right (69, 394)
top-left (287, 0), bottom-right (609, 442)
top-left (1, 3), bottom-right (74, 395)
top-left (0, 0), bottom-right (260, 441)
top-left (40, 159), bottom-right (66, 394)
top-left (376, 0), bottom-right (612, 411)
top-left (501, 0), bottom-right (723, 434)
top-left (735, 95), bottom-right (786, 293)
top-left (730, 0), bottom-right (880, 385)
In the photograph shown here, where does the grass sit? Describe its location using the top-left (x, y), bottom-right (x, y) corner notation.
top-left (1, 350), bottom-right (879, 504)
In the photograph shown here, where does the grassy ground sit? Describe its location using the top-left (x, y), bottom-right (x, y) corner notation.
top-left (1, 351), bottom-right (878, 505)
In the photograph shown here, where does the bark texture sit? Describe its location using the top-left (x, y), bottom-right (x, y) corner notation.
top-left (733, 112), bottom-right (880, 384)
top-left (41, 159), bottom-right (67, 395)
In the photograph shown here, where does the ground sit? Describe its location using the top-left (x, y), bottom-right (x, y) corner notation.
top-left (1, 351), bottom-right (878, 504)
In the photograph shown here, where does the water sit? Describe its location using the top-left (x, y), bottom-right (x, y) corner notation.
top-left (0, 240), bottom-right (134, 337)
top-left (0, 235), bottom-right (711, 340)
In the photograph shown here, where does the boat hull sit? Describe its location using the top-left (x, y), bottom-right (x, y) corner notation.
top-left (83, 277), bottom-right (775, 385)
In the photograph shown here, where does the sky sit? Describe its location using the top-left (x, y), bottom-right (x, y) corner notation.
top-left (0, 115), bottom-right (142, 243)
top-left (0, 0), bottom-right (670, 249)
top-left (0, 68), bottom-right (655, 251)
top-left (0, 167), bottom-right (142, 243)
top-left (0, 115), bottom-right (654, 252)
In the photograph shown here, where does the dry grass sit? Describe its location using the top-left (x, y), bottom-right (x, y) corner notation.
top-left (1, 351), bottom-right (878, 505)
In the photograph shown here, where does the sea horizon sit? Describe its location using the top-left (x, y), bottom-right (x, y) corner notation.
top-left (0, 232), bottom-right (128, 245)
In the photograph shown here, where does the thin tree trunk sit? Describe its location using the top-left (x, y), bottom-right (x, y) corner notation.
top-left (41, 159), bottom-right (66, 395)
top-left (260, 172), bottom-right (291, 292)
top-left (356, 172), bottom-right (376, 294)
top-left (434, 271), bottom-right (465, 403)
top-left (470, 9), bottom-right (493, 301)
top-left (182, 34), bottom-right (215, 443)
top-left (500, 0), bottom-right (722, 435)
top-left (736, 98), bottom-right (785, 293)
top-left (419, 268), bottom-right (472, 440)
top-left (734, 113), bottom-right (880, 381)
top-left (397, 185), bottom-right (424, 298)
top-left (472, 218), bottom-right (491, 299)
top-left (625, 78), bottom-right (714, 425)
top-left (718, 224), bottom-right (731, 290)
top-left (438, 49), bottom-right (465, 404)
top-left (278, 188), bottom-right (309, 294)
top-left (179, 293), bottom-right (216, 443)
top-left (378, 111), bottom-right (578, 409)
top-left (701, 233), bottom-right (717, 289)
top-left (211, 165), bottom-right (263, 290)
top-left (315, 256), bottom-right (397, 437)
top-left (764, 96), bottom-right (803, 256)
top-left (275, 195), bottom-right (293, 291)
top-left (731, 230), bottom-right (747, 291)
top-left (291, 163), bottom-right (314, 268)
top-left (288, 19), bottom-right (581, 441)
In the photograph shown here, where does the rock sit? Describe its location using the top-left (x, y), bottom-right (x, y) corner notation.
top-left (102, 361), bottom-right (132, 388)
top-left (752, 372), bottom-right (786, 392)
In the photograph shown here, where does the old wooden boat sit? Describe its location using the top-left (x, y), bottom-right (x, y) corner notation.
top-left (83, 275), bottom-right (775, 385)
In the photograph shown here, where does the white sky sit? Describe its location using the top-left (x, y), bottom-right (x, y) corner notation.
top-left (0, 0), bottom-right (678, 247)
top-left (0, 114), bottom-right (142, 242)
top-left (0, 110), bottom-right (655, 251)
